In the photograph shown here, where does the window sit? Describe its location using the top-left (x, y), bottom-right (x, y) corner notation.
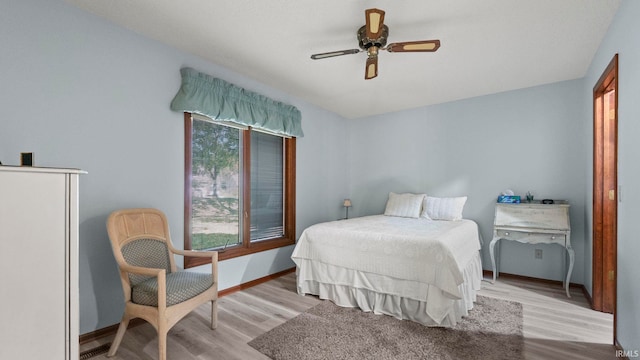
top-left (184, 113), bottom-right (296, 267)
top-left (250, 131), bottom-right (285, 241)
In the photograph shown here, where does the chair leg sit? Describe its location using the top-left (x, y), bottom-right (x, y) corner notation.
top-left (107, 315), bottom-right (130, 357)
top-left (211, 299), bottom-right (218, 330)
top-left (158, 323), bottom-right (168, 360)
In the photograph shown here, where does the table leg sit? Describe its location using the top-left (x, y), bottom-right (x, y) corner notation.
top-left (565, 246), bottom-right (575, 298)
top-left (489, 237), bottom-right (500, 283)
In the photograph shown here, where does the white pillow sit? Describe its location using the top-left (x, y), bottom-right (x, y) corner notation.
top-left (421, 196), bottom-right (467, 221)
top-left (384, 192), bottom-right (425, 218)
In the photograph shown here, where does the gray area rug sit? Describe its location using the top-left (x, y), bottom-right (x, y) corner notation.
top-left (249, 296), bottom-right (523, 360)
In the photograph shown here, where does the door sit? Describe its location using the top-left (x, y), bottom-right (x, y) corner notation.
top-left (592, 54), bottom-right (618, 316)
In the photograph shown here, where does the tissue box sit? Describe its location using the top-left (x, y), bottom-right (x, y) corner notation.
top-left (497, 195), bottom-right (521, 203)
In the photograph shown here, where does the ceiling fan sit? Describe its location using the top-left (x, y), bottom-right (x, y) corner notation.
top-left (310, 8), bottom-right (441, 80)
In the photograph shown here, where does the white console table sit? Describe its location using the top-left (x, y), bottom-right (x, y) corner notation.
top-left (489, 201), bottom-right (573, 297)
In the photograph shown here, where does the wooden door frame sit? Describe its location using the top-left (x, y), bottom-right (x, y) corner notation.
top-left (592, 53), bottom-right (618, 340)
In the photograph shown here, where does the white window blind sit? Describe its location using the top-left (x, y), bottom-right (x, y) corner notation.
top-left (250, 131), bottom-right (284, 241)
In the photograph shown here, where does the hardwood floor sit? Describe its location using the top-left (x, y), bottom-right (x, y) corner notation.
top-left (81, 273), bottom-right (615, 359)
top-left (480, 276), bottom-right (615, 360)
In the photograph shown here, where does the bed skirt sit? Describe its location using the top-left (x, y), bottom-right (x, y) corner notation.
top-left (296, 251), bottom-right (483, 327)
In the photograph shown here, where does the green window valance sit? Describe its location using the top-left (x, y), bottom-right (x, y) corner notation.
top-left (170, 67), bottom-right (304, 137)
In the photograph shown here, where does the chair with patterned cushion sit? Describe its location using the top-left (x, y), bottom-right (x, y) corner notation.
top-left (106, 208), bottom-right (218, 360)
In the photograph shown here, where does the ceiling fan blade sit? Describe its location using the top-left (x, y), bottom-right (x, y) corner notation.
top-left (365, 8), bottom-right (385, 39)
top-left (386, 40), bottom-right (441, 53)
top-left (310, 49), bottom-right (361, 60)
top-left (365, 56), bottom-right (378, 80)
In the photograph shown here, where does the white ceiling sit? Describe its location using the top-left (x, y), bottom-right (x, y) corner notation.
top-left (65, 0), bottom-right (620, 119)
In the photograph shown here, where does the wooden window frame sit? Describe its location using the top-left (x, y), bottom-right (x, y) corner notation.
top-left (183, 112), bottom-right (296, 268)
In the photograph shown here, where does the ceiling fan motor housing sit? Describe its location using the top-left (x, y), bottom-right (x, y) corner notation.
top-left (357, 25), bottom-right (389, 53)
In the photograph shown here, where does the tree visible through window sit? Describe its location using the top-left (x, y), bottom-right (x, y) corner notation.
top-left (184, 113), bottom-right (296, 267)
top-left (190, 119), bottom-right (242, 250)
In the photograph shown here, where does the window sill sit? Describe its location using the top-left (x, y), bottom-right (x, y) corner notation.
top-left (184, 236), bottom-right (295, 268)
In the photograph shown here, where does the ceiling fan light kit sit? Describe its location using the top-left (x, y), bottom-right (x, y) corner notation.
top-left (310, 8), bottom-right (441, 80)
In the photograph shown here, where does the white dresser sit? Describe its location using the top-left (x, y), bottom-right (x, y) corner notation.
top-left (0, 166), bottom-right (85, 360)
top-left (489, 201), bottom-right (573, 297)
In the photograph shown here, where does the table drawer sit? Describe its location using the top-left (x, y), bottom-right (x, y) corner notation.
top-left (494, 203), bottom-right (570, 230)
top-left (496, 230), bottom-right (565, 245)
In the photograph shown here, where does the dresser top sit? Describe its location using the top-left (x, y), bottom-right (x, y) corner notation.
top-left (497, 200), bottom-right (569, 207)
top-left (0, 165), bottom-right (86, 175)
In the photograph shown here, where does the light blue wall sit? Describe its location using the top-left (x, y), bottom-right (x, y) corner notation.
top-left (0, 0), bottom-right (348, 334)
top-left (2, 0), bottom-right (637, 350)
top-left (347, 79), bottom-right (588, 284)
top-left (582, 0), bottom-right (640, 352)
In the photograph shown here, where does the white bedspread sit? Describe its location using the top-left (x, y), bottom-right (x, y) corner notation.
top-left (291, 215), bottom-right (481, 300)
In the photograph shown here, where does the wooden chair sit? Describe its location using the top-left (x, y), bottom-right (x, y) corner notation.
top-left (106, 208), bottom-right (218, 360)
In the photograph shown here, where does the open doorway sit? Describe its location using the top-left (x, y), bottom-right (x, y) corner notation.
top-left (592, 54), bottom-right (618, 337)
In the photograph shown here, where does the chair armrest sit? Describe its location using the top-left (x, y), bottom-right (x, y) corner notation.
top-left (171, 248), bottom-right (218, 259)
top-left (119, 263), bottom-right (169, 309)
top-left (119, 263), bottom-right (165, 277)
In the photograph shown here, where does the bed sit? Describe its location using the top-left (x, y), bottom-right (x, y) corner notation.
top-left (291, 209), bottom-right (483, 327)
